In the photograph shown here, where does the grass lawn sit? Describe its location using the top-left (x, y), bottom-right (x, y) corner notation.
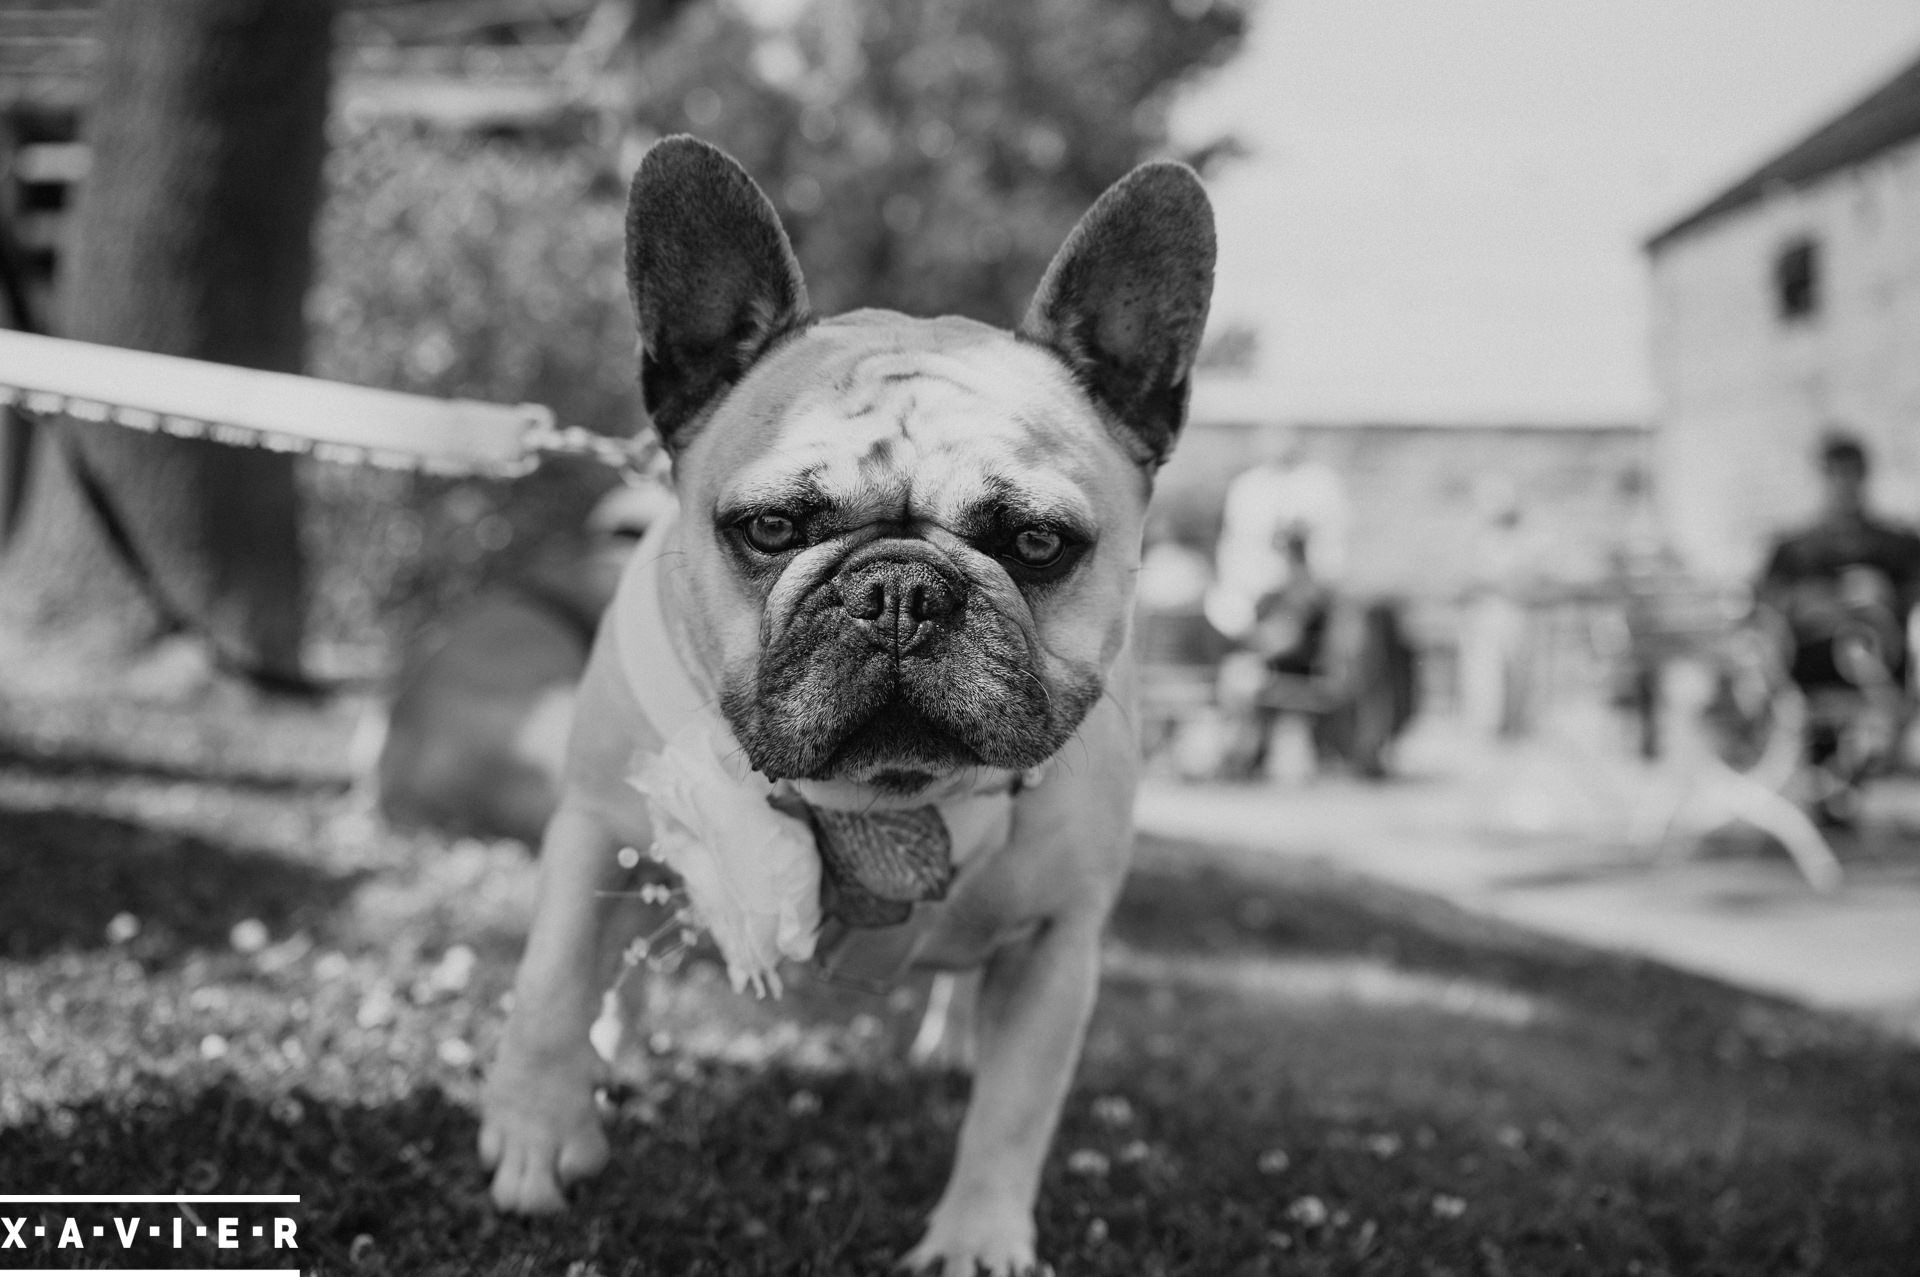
top-left (1, 693), bottom-right (1916, 1275)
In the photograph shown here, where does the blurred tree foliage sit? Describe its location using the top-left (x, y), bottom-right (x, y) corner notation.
top-left (305, 0), bottom-right (1250, 656)
top-left (305, 133), bottom-right (635, 657)
top-left (638, 0), bottom-right (1249, 320)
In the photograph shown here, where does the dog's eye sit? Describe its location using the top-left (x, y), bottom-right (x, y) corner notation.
top-left (742, 512), bottom-right (801, 554)
top-left (1007, 526), bottom-right (1065, 568)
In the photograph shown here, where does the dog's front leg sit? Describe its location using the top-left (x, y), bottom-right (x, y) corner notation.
top-left (902, 915), bottom-right (1103, 1276)
top-left (480, 799), bottom-right (637, 1212)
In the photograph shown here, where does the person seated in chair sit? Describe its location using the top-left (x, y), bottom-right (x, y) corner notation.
top-left (1212, 526), bottom-right (1333, 780)
top-left (1250, 526), bottom-right (1333, 678)
top-left (1754, 431), bottom-right (1920, 823)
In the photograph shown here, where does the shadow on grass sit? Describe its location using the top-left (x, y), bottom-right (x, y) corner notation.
top-left (0, 687), bottom-right (360, 791)
top-left (0, 1071), bottom-right (965, 1277)
top-left (0, 807), bottom-right (366, 962)
top-left (4, 1036), bottom-right (1916, 1276)
top-left (0, 737), bottom-right (352, 793)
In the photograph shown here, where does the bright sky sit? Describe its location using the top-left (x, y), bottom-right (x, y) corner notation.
top-left (1171, 0), bottom-right (1920, 423)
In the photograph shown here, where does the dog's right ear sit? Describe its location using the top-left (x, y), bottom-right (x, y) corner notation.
top-left (625, 136), bottom-right (810, 451)
top-left (1019, 162), bottom-right (1214, 470)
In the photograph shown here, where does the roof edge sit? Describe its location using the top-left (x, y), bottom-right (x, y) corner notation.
top-left (1645, 45), bottom-right (1920, 254)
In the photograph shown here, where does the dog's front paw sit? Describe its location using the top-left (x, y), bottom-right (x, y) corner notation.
top-left (899, 1198), bottom-right (1044, 1276)
top-left (478, 1053), bottom-right (609, 1214)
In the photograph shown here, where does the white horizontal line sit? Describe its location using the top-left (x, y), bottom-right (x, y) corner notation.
top-left (0, 1194), bottom-right (300, 1203)
top-left (0, 1271), bottom-right (301, 1276)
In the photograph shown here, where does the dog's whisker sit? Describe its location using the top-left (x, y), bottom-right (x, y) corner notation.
top-left (1098, 682), bottom-right (1139, 735)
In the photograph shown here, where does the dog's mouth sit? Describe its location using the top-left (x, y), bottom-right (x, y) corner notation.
top-left (820, 699), bottom-right (984, 793)
top-left (723, 648), bottom-right (1066, 789)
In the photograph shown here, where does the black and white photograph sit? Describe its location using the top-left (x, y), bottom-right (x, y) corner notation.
top-left (1, 1), bottom-right (1917, 1273)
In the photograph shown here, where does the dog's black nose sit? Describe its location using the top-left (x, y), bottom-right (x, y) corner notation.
top-left (838, 554), bottom-right (961, 650)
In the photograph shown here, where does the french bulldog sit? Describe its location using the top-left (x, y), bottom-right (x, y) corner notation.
top-left (479, 135), bottom-right (1214, 1275)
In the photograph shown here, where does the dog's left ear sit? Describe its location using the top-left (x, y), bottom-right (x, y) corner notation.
top-left (625, 135), bottom-right (811, 452)
top-left (1020, 162), bottom-right (1215, 469)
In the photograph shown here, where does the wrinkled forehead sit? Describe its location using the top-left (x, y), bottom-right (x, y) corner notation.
top-left (686, 313), bottom-right (1127, 523)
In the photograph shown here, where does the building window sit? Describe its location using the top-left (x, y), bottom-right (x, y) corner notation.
top-left (1774, 238), bottom-right (1819, 321)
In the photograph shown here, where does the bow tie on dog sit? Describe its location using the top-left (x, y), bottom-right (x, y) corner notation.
top-left (480, 135), bottom-right (1214, 1277)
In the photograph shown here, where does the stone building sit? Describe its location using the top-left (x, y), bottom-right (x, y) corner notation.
top-left (1166, 381), bottom-right (1653, 602)
top-left (1646, 49), bottom-right (1920, 581)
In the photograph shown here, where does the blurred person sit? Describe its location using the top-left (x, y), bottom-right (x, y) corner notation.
top-left (1202, 431), bottom-right (1349, 779)
top-left (1209, 525), bottom-right (1419, 781)
top-left (1205, 428), bottom-right (1349, 642)
top-left (1601, 469), bottom-right (1682, 760)
top-left (1201, 434), bottom-right (1423, 780)
top-left (1214, 528), bottom-right (1334, 780)
top-left (1459, 489), bottom-right (1535, 740)
top-left (1753, 431), bottom-right (1920, 822)
top-left (1248, 528), bottom-right (1335, 680)
top-left (1757, 432), bottom-right (1920, 689)
top-left (1599, 546), bottom-right (1667, 760)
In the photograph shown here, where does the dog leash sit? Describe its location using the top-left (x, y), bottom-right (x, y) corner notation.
top-left (0, 328), bottom-right (666, 481)
top-left (0, 328), bottom-right (666, 695)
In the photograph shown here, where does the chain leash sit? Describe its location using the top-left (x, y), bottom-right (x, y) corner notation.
top-left (520, 419), bottom-right (669, 485)
top-left (5, 383), bottom-right (668, 484)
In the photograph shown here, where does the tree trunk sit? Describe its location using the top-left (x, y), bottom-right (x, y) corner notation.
top-left (0, 0), bottom-right (335, 688)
